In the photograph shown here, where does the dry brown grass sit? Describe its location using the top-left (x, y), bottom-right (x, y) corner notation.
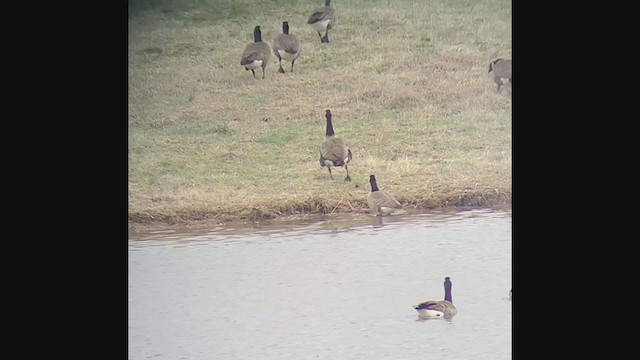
top-left (128, 0), bottom-right (512, 228)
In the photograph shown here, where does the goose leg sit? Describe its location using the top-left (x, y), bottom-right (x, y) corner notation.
top-left (327, 167), bottom-right (333, 180)
top-left (291, 59), bottom-right (296, 72)
top-left (261, 66), bottom-right (266, 79)
top-left (344, 165), bottom-right (351, 182)
top-left (251, 69), bottom-right (257, 79)
top-left (321, 30), bottom-right (330, 43)
top-left (317, 32), bottom-right (323, 41)
top-left (278, 58), bottom-right (285, 73)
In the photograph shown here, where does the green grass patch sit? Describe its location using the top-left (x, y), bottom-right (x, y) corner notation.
top-left (129, 0), bottom-right (512, 227)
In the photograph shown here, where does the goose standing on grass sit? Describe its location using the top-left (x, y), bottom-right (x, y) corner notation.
top-left (319, 109), bottom-right (352, 181)
top-left (240, 26), bottom-right (272, 80)
top-left (368, 175), bottom-right (407, 216)
top-left (272, 21), bottom-right (301, 73)
top-left (414, 277), bottom-right (458, 319)
top-left (488, 58), bottom-right (512, 92)
top-left (308, 0), bottom-right (336, 43)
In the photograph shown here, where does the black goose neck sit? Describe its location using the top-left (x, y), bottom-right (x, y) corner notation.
top-left (254, 26), bottom-right (262, 42)
top-left (325, 0), bottom-right (331, 6)
top-left (283, 22), bottom-right (290, 35)
top-left (369, 175), bottom-right (379, 192)
top-left (325, 111), bottom-right (335, 137)
top-left (444, 277), bottom-right (453, 303)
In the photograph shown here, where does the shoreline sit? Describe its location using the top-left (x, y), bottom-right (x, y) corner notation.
top-left (128, 190), bottom-right (511, 234)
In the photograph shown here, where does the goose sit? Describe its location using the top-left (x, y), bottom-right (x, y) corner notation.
top-left (319, 109), bottom-right (352, 181)
top-left (414, 277), bottom-right (458, 319)
top-left (308, 0), bottom-right (336, 43)
top-left (272, 21), bottom-right (301, 73)
top-left (240, 25), bottom-right (272, 79)
top-left (368, 175), bottom-right (407, 216)
top-left (488, 58), bottom-right (512, 92)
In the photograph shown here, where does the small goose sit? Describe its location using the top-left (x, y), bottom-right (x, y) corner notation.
top-left (240, 25), bottom-right (272, 79)
top-left (488, 58), bottom-right (512, 92)
top-left (414, 277), bottom-right (458, 319)
top-left (308, 0), bottom-right (336, 43)
top-left (319, 109), bottom-right (352, 181)
top-left (272, 21), bottom-right (301, 73)
top-left (368, 175), bottom-right (407, 216)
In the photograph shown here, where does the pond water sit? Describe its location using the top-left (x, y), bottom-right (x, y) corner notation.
top-left (128, 207), bottom-right (512, 360)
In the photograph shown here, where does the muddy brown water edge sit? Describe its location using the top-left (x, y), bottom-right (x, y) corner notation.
top-left (128, 197), bottom-right (512, 240)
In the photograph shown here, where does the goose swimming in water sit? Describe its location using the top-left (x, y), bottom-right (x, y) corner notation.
top-left (414, 277), bottom-right (458, 319)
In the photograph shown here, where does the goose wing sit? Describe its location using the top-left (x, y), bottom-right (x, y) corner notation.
top-left (379, 190), bottom-right (402, 208)
top-left (415, 300), bottom-right (456, 314)
top-left (308, 7), bottom-right (334, 24)
top-left (241, 43), bottom-right (271, 65)
top-left (321, 138), bottom-right (351, 163)
top-left (368, 191), bottom-right (399, 210)
top-left (414, 301), bottom-right (447, 312)
top-left (275, 34), bottom-right (301, 55)
top-left (241, 51), bottom-right (265, 66)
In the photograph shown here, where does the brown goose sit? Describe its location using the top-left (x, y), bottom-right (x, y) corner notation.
top-left (414, 277), bottom-right (458, 319)
top-left (319, 109), bottom-right (352, 181)
top-left (273, 21), bottom-right (301, 73)
top-left (368, 175), bottom-right (406, 216)
top-left (488, 58), bottom-right (512, 92)
top-left (240, 26), bottom-right (272, 79)
top-left (307, 0), bottom-right (336, 43)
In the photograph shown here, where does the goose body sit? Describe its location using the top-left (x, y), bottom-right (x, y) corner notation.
top-left (308, 0), bottom-right (336, 43)
top-left (414, 301), bottom-right (457, 318)
top-left (319, 109), bottom-right (352, 181)
top-left (240, 26), bottom-right (272, 79)
top-left (488, 58), bottom-right (512, 92)
top-left (368, 175), bottom-right (406, 216)
top-left (414, 277), bottom-right (458, 319)
top-left (273, 21), bottom-right (301, 73)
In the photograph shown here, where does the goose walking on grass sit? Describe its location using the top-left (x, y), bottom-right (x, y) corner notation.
top-left (319, 109), bottom-right (352, 181)
top-left (273, 21), bottom-right (302, 73)
top-left (368, 175), bottom-right (407, 216)
top-left (414, 277), bottom-right (458, 319)
top-left (308, 0), bottom-right (336, 43)
top-left (240, 26), bottom-right (271, 80)
top-left (488, 58), bottom-right (512, 92)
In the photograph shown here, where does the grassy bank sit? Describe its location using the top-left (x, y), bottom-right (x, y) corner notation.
top-left (128, 0), bottom-right (512, 227)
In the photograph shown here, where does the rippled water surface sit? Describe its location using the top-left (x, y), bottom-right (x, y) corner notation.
top-left (128, 208), bottom-right (512, 360)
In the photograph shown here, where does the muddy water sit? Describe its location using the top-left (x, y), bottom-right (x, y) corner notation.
top-left (128, 207), bottom-right (512, 360)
